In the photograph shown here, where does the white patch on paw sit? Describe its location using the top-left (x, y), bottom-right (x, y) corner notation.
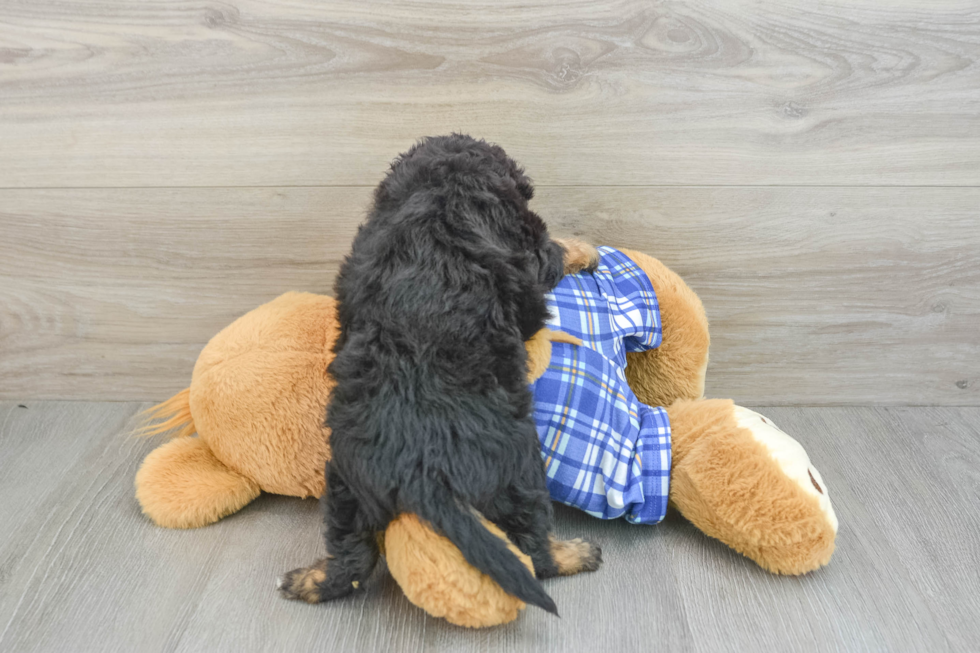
top-left (733, 406), bottom-right (838, 534)
top-left (276, 575), bottom-right (286, 590)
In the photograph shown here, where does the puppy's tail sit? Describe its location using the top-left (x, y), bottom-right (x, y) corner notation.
top-left (412, 486), bottom-right (558, 616)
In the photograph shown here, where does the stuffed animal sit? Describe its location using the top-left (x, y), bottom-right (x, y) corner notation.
top-left (135, 246), bottom-right (837, 628)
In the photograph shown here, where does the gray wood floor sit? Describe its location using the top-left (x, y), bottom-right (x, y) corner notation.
top-left (1, 402), bottom-right (977, 652)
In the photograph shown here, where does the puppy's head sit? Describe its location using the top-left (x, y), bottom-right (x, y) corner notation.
top-left (375, 134), bottom-right (564, 290)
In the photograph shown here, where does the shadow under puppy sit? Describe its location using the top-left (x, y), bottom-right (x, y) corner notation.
top-left (279, 134), bottom-right (601, 614)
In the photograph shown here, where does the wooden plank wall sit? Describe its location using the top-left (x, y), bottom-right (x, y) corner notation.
top-left (1, 0), bottom-right (979, 404)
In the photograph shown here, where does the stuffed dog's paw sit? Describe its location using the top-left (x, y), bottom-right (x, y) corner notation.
top-left (555, 237), bottom-right (600, 274)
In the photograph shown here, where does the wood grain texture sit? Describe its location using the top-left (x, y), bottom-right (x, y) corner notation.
top-left (1, 0), bottom-right (979, 187)
top-left (2, 186), bottom-right (978, 404)
top-left (1, 402), bottom-right (978, 652)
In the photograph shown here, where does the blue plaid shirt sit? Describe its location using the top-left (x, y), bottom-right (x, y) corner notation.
top-left (531, 247), bottom-right (671, 524)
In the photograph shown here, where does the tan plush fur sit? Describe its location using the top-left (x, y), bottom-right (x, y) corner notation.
top-left (667, 398), bottom-right (836, 575)
top-left (524, 328), bottom-right (554, 383)
top-left (620, 249), bottom-right (710, 408)
top-left (190, 291), bottom-right (336, 498)
top-left (134, 292), bottom-right (336, 528)
top-left (385, 513), bottom-right (534, 628)
top-left (525, 328), bottom-right (582, 383)
top-left (135, 436), bottom-right (260, 529)
top-left (135, 388), bottom-right (196, 439)
top-left (134, 248), bottom-right (835, 627)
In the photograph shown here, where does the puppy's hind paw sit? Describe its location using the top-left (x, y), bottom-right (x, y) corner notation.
top-left (550, 536), bottom-right (603, 576)
top-left (554, 238), bottom-right (600, 275)
top-left (278, 559), bottom-right (329, 603)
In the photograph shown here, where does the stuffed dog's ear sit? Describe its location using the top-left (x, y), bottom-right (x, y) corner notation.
top-left (515, 174), bottom-right (534, 201)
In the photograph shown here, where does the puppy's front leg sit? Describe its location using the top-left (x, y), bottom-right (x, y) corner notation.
top-left (278, 465), bottom-right (379, 603)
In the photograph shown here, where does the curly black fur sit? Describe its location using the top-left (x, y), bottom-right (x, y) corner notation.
top-left (291, 134), bottom-right (571, 613)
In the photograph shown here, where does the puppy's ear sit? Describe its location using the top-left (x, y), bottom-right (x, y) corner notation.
top-left (516, 175), bottom-right (534, 201)
top-left (536, 239), bottom-right (566, 290)
top-left (502, 153), bottom-right (533, 201)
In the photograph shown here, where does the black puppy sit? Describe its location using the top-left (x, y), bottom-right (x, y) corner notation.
top-left (279, 134), bottom-right (601, 614)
